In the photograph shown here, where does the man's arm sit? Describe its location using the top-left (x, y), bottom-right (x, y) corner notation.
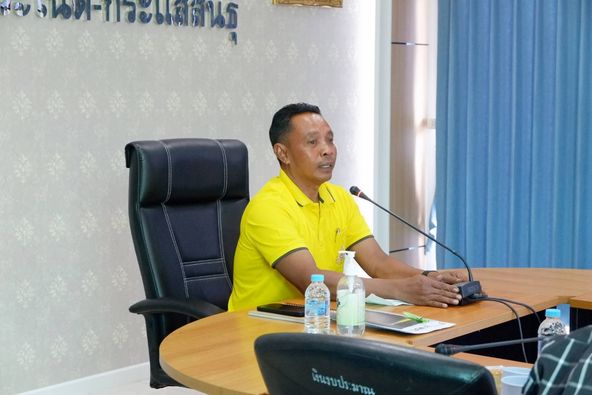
top-left (275, 239), bottom-right (465, 308)
top-left (351, 237), bottom-right (421, 278)
top-left (351, 237), bottom-right (467, 284)
top-left (274, 249), bottom-right (343, 299)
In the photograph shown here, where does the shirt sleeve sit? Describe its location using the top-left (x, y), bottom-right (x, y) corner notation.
top-left (241, 197), bottom-right (308, 268)
top-left (337, 186), bottom-right (373, 249)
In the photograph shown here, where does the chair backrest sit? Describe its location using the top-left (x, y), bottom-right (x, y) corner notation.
top-left (255, 333), bottom-right (497, 395)
top-left (125, 138), bottom-right (249, 309)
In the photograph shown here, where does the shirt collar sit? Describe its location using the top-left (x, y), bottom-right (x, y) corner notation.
top-left (279, 169), bottom-right (335, 207)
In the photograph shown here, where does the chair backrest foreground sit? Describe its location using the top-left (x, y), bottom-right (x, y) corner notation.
top-left (125, 138), bottom-right (249, 387)
top-left (255, 333), bottom-right (497, 395)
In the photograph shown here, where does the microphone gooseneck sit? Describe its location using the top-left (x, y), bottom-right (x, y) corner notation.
top-left (349, 185), bottom-right (483, 305)
top-left (435, 336), bottom-right (542, 356)
top-left (349, 186), bottom-right (472, 280)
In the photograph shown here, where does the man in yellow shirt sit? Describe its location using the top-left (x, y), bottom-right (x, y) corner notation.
top-left (228, 103), bottom-right (466, 311)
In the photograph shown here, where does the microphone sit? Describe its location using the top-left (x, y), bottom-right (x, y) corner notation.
top-left (349, 185), bottom-right (483, 305)
top-left (435, 336), bottom-right (542, 356)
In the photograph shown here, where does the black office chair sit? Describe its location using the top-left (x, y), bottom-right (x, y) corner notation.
top-left (255, 333), bottom-right (497, 395)
top-left (125, 138), bottom-right (249, 388)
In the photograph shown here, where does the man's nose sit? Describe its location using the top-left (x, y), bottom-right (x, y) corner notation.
top-left (321, 142), bottom-right (335, 156)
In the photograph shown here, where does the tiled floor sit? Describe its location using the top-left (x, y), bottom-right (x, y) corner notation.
top-left (98, 380), bottom-right (204, 395)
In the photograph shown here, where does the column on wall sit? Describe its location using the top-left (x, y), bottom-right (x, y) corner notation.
top-left (389, 0), bottom-right (437, 269)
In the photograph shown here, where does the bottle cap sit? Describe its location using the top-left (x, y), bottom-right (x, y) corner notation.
top-left (545, 308), bottom-right (561, 318)
top-left (311, 274), bottom-right (324, 282)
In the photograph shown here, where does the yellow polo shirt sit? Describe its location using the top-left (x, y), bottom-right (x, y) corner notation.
top-left (228, 170), bottom-right (372, 311)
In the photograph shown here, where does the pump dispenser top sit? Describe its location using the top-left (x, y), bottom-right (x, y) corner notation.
top-left (341, 250), bottom-right (356, 276)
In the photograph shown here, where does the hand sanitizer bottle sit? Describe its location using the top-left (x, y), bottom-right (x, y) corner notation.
top-left (336, 251), bottom-right (366, 336)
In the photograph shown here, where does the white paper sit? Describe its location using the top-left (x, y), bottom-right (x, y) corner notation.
top-left (394, 319), bottom-right (455, 334)
top-left (365, 293), bottom-right (411, 306)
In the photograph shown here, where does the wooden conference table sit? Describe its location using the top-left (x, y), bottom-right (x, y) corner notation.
top-left (570, 292), bottom-right (592, 310)
top-left (160, 268), bottom-right (592, 395)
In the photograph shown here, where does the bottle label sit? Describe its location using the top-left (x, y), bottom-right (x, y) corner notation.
top-left (537, 318), bottom-right (567, 354)
top-left (336, 290), bottom-right (365, 326)
top-left (539, 319), bottom-right (566, 336)
top-left (305, 299), bottom-right (328, 316)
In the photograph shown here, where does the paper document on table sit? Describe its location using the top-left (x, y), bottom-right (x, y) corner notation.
top-left (364, 310), bottom-right (455, 334)
top-left (365, 293), bottom-right (411, 306)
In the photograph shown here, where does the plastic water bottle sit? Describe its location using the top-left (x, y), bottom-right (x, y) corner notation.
top-left (304, 274), bottom-right (331, 334)
top-left (537, 308), bottom-right (566, 354)
top-left (336, 251), bottom-right (366, 336)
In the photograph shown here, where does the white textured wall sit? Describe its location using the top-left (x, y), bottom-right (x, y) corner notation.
top-left (0, 0), bottom-right (376, 392)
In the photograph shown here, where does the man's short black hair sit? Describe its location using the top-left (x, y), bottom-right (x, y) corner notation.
top-left (269, 103), bottom-right (321, 146)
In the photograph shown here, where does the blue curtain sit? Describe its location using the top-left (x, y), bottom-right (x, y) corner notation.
top-left (436, 0), bottom-right (592, 269)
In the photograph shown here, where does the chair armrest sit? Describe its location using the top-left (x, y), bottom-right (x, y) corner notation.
top-left (129, 297), bottom-right (225, 320)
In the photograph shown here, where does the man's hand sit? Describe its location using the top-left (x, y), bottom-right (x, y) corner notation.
top-left (426, 270), bottom-right (468, 284)
top-left (395, 275), bottom-right (462, 308)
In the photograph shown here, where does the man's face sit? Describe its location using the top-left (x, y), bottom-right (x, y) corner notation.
top-left (276, 112), bottom-right (337, 190)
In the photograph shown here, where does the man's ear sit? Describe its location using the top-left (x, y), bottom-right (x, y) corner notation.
top-left (274, 143), bottom-right (289, 165)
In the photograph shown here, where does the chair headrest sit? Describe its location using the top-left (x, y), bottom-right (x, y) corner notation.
top-left (125, 138), bottom-right (249, 205)
top-left (255, 333), bottom-right (497, 395)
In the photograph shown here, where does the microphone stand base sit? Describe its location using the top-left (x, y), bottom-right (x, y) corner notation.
top-left (455, 281), bottom-right (484, 305)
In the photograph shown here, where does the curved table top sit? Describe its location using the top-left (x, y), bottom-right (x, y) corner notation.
top-left (570, 292), bottom-right (592, 310)
top-left (160, 267), bottom-right (592, 395)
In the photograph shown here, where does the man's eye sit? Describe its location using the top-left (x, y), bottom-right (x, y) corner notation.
top-left (308, 140), bottom-right (317, 145)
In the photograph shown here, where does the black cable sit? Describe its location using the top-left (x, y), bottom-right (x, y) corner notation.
top-left (478, 297), bottom-right (529, 363)
top-left (482, 296), bottom-right (541, 326)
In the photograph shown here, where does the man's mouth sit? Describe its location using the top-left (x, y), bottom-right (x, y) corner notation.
top-left (319, 163), bottom-right (334, 169)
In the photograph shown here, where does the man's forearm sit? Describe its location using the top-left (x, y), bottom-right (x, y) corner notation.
top-left (371, 255), bottom-right (422, 279)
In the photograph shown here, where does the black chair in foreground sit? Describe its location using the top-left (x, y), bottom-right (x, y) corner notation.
top-left (255, 333), bottom-right (497, 395)
top-left (125, 138), bottom-right (249, 388)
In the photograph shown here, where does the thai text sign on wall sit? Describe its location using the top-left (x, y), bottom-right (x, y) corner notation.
top-left (1, 0), bottom-right (239, 42)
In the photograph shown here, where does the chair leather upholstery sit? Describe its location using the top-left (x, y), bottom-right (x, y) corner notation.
top-left (125, 138), bottom-right (249, 388)
top-left (255, 333), bottom-right (497, 395)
